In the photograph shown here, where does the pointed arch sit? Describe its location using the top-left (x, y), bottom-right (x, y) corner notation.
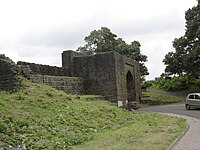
top-left (126, 70), bottom-right (136, 102)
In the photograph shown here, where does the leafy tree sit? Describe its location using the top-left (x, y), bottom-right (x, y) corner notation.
top-left (77, 27), bottom-right (117, 54)
top-left (163, 0), bottom-right (200, 78)
top-left (163, 37), bottom-right (187, 75)
top-left (77, 27), bottom-right (149, 77)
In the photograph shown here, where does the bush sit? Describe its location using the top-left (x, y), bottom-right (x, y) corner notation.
top-left (142, 81), bottom-right (153, 88)
top-left (0, 121), bottom-right (7, 134)
top-left (188, 78), bottom-right (200, 92)
top-left (149, 75), bottom-right (199, 92)
top-left (163, 76), bottom-right (189, 91)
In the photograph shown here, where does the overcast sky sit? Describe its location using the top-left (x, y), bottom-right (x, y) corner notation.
top-left (0, 0), bottom-right (197, 80)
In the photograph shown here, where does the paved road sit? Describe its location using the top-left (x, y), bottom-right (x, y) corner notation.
top-left (139, 104), bottom-right (200, 119)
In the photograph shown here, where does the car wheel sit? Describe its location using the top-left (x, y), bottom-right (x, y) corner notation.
top-left (186, 104), bottom-right (190, 110)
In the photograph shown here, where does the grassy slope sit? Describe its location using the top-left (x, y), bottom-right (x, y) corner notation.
top-left (142, 91), bottom-right (185, 106)
top-left (0, 80), bottom-right (186, 149)
top-left (73, 113), bottom-right (186, 150)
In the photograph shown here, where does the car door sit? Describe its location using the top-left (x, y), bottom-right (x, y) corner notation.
top-left (187, 94), bottom-right (195, 105)
top-left (194, 94), bottom-right (200, 106)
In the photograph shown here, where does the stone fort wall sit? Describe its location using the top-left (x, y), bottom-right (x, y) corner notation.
top-left (62, 51), bottom-right (141, 108)
top-left (0, 50), bottom-right (141, 108)
top-left (0, 54), bottom-right (22, 91)
top-left (17, 61), bottom-right (84, 94)
top-left (17, 61), bottom-right (70, 77)
top-left (72, 52), bottom-right (118, 102)
top-left (29, 75), bottom-right (84, 94)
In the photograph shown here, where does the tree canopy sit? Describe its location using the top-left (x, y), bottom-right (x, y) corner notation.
top-left (163, 0), bottom-right (200, 78)
top-left (77, 27), bottom-right (149, 77)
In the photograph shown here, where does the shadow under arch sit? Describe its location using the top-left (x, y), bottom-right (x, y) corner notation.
top-left (126, 70), bottom-right (136, 103)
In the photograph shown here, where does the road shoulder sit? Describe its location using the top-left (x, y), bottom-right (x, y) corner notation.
top-left (163, 113), bottom-right (200, 150)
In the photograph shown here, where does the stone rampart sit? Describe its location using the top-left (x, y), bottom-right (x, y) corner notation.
top-left (17, 61), bottom-right (70, 77)
top-left (30, 75), bottom-right (84, 94)
top-left (0, 54), bottom-right (22, 91)
top-left (17, 61), bottom-right (83, 94)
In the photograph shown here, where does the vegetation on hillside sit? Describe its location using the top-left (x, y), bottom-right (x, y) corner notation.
top-left (141, 90), bottom-right (184, 106)
top-left (0, 80), bottom-right (186, 149)
top-left (73, 113), bottom-right (185, 150)
top-left (144, 75), bottom-right (200, 92)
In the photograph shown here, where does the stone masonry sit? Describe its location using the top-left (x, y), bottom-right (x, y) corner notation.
top-left (29, 75), bottom-right (84, 94)
top-left (0, 54), bottom-right (22, 91)
top-left (62, 50), bottom-right (141, 108)
top-left (17, 61), bottom-right (84, 94)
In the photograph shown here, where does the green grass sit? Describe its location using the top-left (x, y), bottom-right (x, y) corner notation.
top-left (73, 113), bottom-right (186, 150)
top-left (0, 80), bottom-right (187, 149)
top-left (142, 91), bottom-right (184, 106)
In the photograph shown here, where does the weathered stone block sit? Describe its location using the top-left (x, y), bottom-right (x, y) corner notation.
top-left (0, 54), bottom-right (22, 91)
top-left (29, 75), bottom-right (84, 94)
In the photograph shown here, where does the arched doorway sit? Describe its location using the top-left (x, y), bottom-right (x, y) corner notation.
top-left (126, 71), bottom-right (136, 103)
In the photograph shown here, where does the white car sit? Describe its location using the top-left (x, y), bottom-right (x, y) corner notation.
top-left (185, 93), bottom-right (200, 110)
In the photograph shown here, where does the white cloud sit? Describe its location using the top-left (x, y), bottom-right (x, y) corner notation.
top-left (0, 0), bottom-right (197, 80)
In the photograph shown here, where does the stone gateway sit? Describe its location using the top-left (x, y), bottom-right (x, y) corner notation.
top-left (62, 50), bottom-right (141, 109)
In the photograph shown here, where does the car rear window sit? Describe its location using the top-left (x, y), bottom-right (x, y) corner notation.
top-left (195, 95), bottom-right (200, 100)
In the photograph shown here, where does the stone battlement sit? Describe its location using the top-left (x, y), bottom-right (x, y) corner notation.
top-left (17, 61), bottom-right (70, 77)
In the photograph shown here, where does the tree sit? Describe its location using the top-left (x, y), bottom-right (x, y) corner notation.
top-left (163, 0), bottom-right (200, 78)
top-left (163, 37), bottom-right (188, 75)
top-left (77, 27), bottom-right (117, 54)
top-left (77, 27), bottom-right (149, 77)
